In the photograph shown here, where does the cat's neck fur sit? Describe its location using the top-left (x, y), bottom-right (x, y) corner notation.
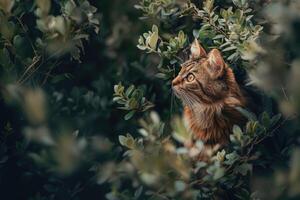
top-left (184, 92), bottom-right (245, 145)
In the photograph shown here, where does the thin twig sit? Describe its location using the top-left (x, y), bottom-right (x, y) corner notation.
top-left (246, 113), bottom-right (298, 156)
top-left (281, 86), bottom-right (289, 101)
top-left (17, 56), bottom-right (41, 84)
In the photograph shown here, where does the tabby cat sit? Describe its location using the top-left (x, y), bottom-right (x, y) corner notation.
top-left (172, 39), bottom-right (246, 159)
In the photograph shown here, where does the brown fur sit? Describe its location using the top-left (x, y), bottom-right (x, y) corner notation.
top-left (172, 40), bottom-right (246, 158)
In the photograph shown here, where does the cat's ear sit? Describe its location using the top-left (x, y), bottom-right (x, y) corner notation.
top-left (190, 39), bottom-right (207, 59)
top-left (207, 49), bottom-right (225, 79)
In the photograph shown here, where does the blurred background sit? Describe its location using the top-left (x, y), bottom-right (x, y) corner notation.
top-left (0, 0), bottom-right (300, 199)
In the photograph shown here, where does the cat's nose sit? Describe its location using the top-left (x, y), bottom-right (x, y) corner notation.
top-left (172, 76), bottom-right (181, 86)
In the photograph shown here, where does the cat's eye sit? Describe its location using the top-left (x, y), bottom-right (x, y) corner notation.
top-left (186, 73), bottom-right (195, 82)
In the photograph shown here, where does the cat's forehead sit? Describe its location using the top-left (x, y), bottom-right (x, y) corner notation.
top-left (180, 58), bottom-right (206, 71)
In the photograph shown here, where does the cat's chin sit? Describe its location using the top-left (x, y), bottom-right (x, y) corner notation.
top-left (173, 91), bottom-right (180, 99)
top-left (172, 87), bottom-right (181, 99)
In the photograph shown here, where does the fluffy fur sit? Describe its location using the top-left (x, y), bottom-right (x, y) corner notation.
top-left (172, 39), bottom-right (246, 158)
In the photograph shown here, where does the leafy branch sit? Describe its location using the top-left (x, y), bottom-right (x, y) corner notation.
top-left (113, 83), bottom-right (154, 120)
top-left (105, 110), bottom-right (285, 199)
top-left (137, 24), bottom-right (187, 59)
top-left (181, 0), bottom-right (263, 62)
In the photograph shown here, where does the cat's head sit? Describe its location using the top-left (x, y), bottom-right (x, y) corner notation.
top-left (172, 39), bottom-right (235, 106)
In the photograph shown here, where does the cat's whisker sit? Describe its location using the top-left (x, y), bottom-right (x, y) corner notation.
top-left (182, 91), bottom-right (197, 106)
top-left (180, 90), bottom-right (195, 108)
top-left (186, 90), bottom-right (203, 104)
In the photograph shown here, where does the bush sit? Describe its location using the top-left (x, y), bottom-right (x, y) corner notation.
top-left (0, 0), bottom-right (300, 199)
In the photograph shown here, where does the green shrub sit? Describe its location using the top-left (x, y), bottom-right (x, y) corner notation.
top-left (0, 0), bottom-right (300, 200)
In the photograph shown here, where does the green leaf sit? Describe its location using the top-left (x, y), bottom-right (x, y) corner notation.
top-left (118, 134), bottom-right (135, 149)
top-left (174, 181), bottom-right (186, 192)
top-left (64, 0), bottom-right (76, 15)
top-left (0, 48), bottom-right (13, 70)
top-left (128, 98), bottom-right (138, 109)
top-left (124, 110), bottom-right (136, 120)
top-left (137, 44), bottom-right (147, 50)
top-left (235, 107), bottom-right (257, 121)
top-left (178, 30), bottom-right (186, 44)
top-left (204, 0), bottom-right (214, 12)
top-left (261, 112), bottom-right (270, 127)
top-left (270, 114), bottom-right (281, 127)
top-left (112, 96), bottom-right (122, 102)
top-left (119, 135), bottom-right (127, 146)
top-left (213, 167), bottom-right (225, 180)
top-left (227, 52), bottom-right (239, 61)
top-left (235, 163), bottom-right (252, 176)
top-left (155, 73), bottom-right (167, 79)
top-left (13, 35), bottom-right (32, 58)
top-left (213, 34), bottom-right (225, 40)
top-left (125, 85), bottom-right (135, 96)
top-left (148, 30), bottom-right (158, 49)
top-left (233, 125), bottom-right (243, 140)
top-left (246, 121), bottom-right (258, 135)
top-left (36, 0), bottom-right (51, 16)
top-left (134, 186), bottom-right (143, 199)
top-left (152, 24), bottom-right (158, 33)
top-left (232, 0), bottom-right (242, 7)
top-left (193, 29), bottom-right (200, 38)
top-left (138, 128), bottom-right (148, 137)
top-left (225, 151), bottom-right (240, 165)
top-left (222, 46), bottom-right (237, 52)
top-left (171, 116), bottom-right (191, 144)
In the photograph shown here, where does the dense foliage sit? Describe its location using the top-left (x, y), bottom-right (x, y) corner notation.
top-left (0, 0), bottom-right (300, 199)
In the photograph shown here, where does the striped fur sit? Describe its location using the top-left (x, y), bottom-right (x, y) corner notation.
top-left (172, 41), bottom-right (246, 159)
